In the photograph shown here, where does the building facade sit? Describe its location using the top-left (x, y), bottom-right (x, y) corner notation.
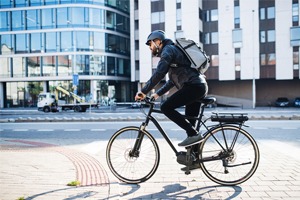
top-left (0, 0), bottom-right (132, 108)
top-left (131, 0), bottom-right (300, 108)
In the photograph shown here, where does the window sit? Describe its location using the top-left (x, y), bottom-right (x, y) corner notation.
top-left (267, 30), bottom-right (275, 42)
top-left (45, 32), bottom-right (57, 52)
top-left (261, 53), bottom-right (276, 65)
top-left (260, 8), bottom-right (265, 20)
top-left (235, 53), bottom-right (241, 71)
top-left (12, 11), bottom-right (25, 30)
top-left (293, 51), bottom-right (299, 69)
top-left (42, 9), bottom-right (55, 29)
top-left (42, 56), bottom-right (56, 76)
top-left (292, 3), bottom-right (299, 23)
top-left (58, 55), bottom-right (72, 76)
top-left (234, 6), bottom-right (240, 25)
top-left (211, 55), bottom-right (219, 66)
top-left (260, 54), bottom-right (266, 65)
top-left (211, 9), bottom-right (218, 21)
top-left (0, 12), bottom-right (9, 31)
top-left (290, 27), bottom-right (300, 46)
top-left (61, 31), bottom-right (72, 51)
top-left (152, 11), bottom-right (165, 24)
top-left (0, 34), bottom-right (13, 54)
top-left (27, 10), bottom-right (40, 30)
top-left (30, 33), bottom-right (41, 53)
top-left (267, 53), bottom-right (276, 65)
top-left (89, 8), bottom-right (104, 28)
top-left (72, 7), bottom-right (84, 27)
top-left (267, 7), bottom-right (275, 19)
top-left (204, 33), bottom-right (210, 44)
top-left (57, 7), bottom-right (69, 28)
top-left (76, 31), bottom-right (89, 51)
top-left (0, 0), bottom-right (12, 8)
top-left (16, 34), bottom-right (27, 54)
top-left (233, 29), bottom-right (242, 47)
top-left (211, 32), bottom-right (218, 44)
top-left (260, 31), bottom-right (266, 43)
top-left (94, 32), bottom-right (105, 51)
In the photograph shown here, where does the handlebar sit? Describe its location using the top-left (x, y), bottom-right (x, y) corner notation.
top-left (136, 96), bottom-right (156, 105)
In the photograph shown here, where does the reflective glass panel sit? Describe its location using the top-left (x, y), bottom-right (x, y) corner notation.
top-left (0, 0), bottom-right (12, 8)
top-left (76, 55), bottom-right (90, 75)
top-left (13, 57), bottom-right (26, 77)
top-left (211, 9), bottom-right (218, 21)
top-left (12, 11), bottom-right (25, 31)
top-left (267, 30), bottom-right (275, 42)
top-left (16, 34), bottom-right (27, 54)
top-left (57, 8), bottom-right (68, 28)
top-left (94, 32), bottom-right (105, 51)
top-left (267, 53), bottom-right (276, 65)
top-left (28, 57), bottom-right (41, 77)
top-left (72, 7), bottom-right (84, 26)
top-left (42, 9), bottom-right (54, 29)
top-left (30, 33), bottom-right (41, 53)
top-left (76, 31), bottom-right (89, 51)
top-left (107, 56), bottom-right (115, 75)
top-left (0, 35), bottom-right (13, 54)
top-left (89, 8), bottom-right (104, 28)
top-left (30, 0), bottom-right (42, 6)
top-left (90, 55), bottom-right (105, 75)
top-left (260, 31), bottom-right (266, 43)
top-left (0, 57), bottom-right (10, 77)
top-left (57, 55), bottom-right (72, 76)
top-left (42, 56), bottom-right (56, 76)
top-left (46, 32), bottom-right (56, 52)
top-left (27, 10), bottom-right (40, 30)
top-left (267, 7), bottom-right (275, 19)
top-left (291, 27), bottom-right (300, 46)
top-left (61, 31), bottom-right (72, 51)
top-left (16, 0), bottom-right (26, 7)
top-left (0, 12), bottom-right (9, 31)
top-left (260, 54), bottom-right (266, 65)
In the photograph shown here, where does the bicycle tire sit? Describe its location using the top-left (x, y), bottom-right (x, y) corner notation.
top-left (199, 125), bottom-right (260, 186)
top-left (106, 126), bottom-right (160, 184)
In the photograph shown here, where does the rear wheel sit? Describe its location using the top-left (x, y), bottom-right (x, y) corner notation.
top-left (106, 126), bottom-right (160, 184)
top-left (199, 125), bottom-right (260, 186)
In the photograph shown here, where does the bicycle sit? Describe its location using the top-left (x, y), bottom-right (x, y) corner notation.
top-left (106, 97), bottom-right (260, 186)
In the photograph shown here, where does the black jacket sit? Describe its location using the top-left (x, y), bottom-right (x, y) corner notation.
top-left (141, 39), bottom-right (206, 96)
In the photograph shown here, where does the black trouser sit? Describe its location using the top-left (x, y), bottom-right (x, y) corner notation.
top-left (160, 83), bottom-right (208, 137)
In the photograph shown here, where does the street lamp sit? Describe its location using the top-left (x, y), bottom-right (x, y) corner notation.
top-left (252, 10), bottom-right (256, 109)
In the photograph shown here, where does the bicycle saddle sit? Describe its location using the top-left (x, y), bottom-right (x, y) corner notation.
top-left (199, 97), bottom-right (216, 105)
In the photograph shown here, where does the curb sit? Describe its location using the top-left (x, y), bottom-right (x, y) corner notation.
top-left (1, 115), bottom-right (299, 123)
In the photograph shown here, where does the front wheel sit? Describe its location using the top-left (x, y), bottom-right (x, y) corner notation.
top-left (106, 126), bottom-right (160, 184)
top-left (199, 125), bottom-right (260, 186)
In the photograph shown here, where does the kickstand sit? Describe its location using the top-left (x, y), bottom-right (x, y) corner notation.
top-left (185, 147), bottom-right (191, 175)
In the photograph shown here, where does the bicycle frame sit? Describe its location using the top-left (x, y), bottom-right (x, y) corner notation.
top-left (131, 98), bottom-right (249, 163)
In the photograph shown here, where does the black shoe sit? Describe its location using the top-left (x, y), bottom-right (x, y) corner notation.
top-left (178, 134), bottom-right (204, 147)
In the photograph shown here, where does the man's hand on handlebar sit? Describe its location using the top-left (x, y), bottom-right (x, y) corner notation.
top-left (135, 92), bottom-right (146, 101)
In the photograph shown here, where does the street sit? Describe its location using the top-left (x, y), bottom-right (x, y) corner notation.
top-left (1, 120), bottom-right (300, 199)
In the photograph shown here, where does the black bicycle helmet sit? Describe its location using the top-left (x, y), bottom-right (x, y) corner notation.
top-left (146, 30), bottom-right (166, 45)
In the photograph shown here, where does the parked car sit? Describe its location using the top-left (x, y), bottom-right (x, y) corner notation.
top-left (275, 97), bottom-right (290, 107)
top-left (294, 97), bottom-right (300, 107)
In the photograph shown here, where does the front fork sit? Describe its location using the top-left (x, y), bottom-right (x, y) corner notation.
top-left (129, 123), bottom-right (147, 157)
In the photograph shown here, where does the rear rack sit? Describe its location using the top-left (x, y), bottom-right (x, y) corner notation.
top-left (211, 112), bottom-right (248, 123)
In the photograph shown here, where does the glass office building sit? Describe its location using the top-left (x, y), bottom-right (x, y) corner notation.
top-left (0, 0), bottom-right (131, 108)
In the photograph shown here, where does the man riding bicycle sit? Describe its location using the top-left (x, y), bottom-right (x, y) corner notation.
top-left (135, 30), bottom-right (208, 147)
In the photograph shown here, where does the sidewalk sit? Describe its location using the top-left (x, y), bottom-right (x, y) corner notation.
top-left (1, 137), bottom-right (300, 199)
